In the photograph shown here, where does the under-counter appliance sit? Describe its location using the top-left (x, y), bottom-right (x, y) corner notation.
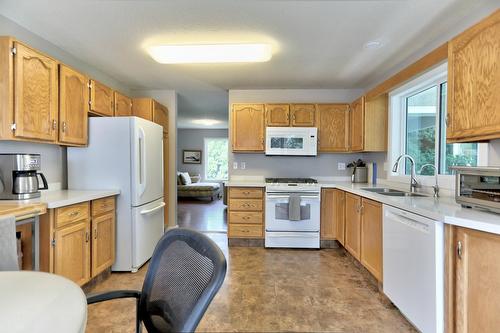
top-left (452, 166), bottom-right (500, 213)
top-left (0, 153), bottom-right (48, 199)
top-left (265, 127), bottom-right (317, 156)
top-left (383, 205), bottom-right (444, 333)
top-left (68, 117), bottom-right (164, 272)
top-left (265, 178), bottom-right (320, 248)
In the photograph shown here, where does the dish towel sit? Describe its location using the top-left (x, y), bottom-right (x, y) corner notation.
top-left (288, 194), bottom-right (302, 221)
top-left (0, 215), bottom-right (19, 271)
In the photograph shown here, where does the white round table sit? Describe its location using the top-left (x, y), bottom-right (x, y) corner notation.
top-left (0, 271), bottom-right (87, 333)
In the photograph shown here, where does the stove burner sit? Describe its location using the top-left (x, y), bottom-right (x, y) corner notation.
top-left (265, 177), bottom-right (318, 184)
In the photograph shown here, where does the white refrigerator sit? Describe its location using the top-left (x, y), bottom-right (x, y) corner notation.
top-left (67, 117), bottom-right (165, 272)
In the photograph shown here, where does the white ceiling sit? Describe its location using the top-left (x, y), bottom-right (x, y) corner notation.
top-left (0, 0), bottom-right (497, 128)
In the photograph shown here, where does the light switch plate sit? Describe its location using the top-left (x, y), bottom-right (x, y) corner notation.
top-left (338, 162), bottom-right (346, 171)
top-left (241, 162), bottom-right (246, 169)
top-left (233, 162), bottom-right (238, 169)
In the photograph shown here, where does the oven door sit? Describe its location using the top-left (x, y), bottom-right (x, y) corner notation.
top-left (265, 192), bottom-right (320, 232)
top-left (265, 127), bottom-right (317, 156)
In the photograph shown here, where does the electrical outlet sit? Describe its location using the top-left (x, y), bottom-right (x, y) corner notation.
top-left (338, 162), bottom-right (346, 171)
top-left (233, 162), bottom-right (238, 169)
top-left (241, 162), bottom-right (246, 170)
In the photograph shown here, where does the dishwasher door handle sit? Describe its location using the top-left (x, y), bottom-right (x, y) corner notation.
top-left (385, 210), bottom-right (431, 232)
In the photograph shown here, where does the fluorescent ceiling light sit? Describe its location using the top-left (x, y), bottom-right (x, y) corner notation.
top-left (192, 119), bottom-right (221, 126)
top-left (148, 43), bottom-right (272, 64)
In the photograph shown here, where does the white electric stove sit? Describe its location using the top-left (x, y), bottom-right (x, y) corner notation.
top-left (264, 178), bottom-right (321, 248)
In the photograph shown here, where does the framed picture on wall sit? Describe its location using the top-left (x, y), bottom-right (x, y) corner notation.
top-left (183, 150), bottom-right (202, 164)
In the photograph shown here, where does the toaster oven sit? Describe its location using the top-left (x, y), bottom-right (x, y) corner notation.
top-left (453, 166), bottom-right (500, 214)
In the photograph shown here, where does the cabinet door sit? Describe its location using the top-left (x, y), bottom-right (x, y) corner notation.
top-left (14, 42), bottom-right (58, 141)
top-left (350, 96), bottom-right (364, 151)
top-left (290, 104), bottom-right (316, 127)
top-left (360, 198), bottom-right (382, 281)
top-left (59, 65), bottom-right (88, 145)
top-left (452, 227), bottom-right (500, 333)
top-left (163, 133), bottom-right (169, 227)
top-left (231, 104), bottom-right (265, 152)
top-left (153, 100), bottom-right (169, 133)
top-left (89, 80), bottom-right (114, 116)
top-left (113, 91), bottom-right (132, 117)
top-left (320, 189), bottom-right (336, 240)
top-left (54, 220), bottom-right (90, 285)
top-left (91, 212), bottom-right (115, 276)
top-left (344, 193), bottom-right (361, 260)
top-left (132, 98), bottom-right (153, 121)
top-left (335, 190), bottom-right (346, 246)
top-left (317, 104), bottom-right (350, 152)
top-left (265, 104), bottom-right (290, 126)
top-left (447, 10), bottom-right (500, 142)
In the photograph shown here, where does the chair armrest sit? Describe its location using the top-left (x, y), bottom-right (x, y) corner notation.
top-left (87, 290), bottom-right (141, 305)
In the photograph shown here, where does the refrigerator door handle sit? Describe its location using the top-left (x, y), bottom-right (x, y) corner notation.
top-left (138, 127), bottom-right (147, 197)
top-left (140, 202), bottom-right (165, 215)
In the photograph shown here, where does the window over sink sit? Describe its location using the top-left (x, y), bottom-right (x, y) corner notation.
top-left (389, 63), bottom-right (487, 180)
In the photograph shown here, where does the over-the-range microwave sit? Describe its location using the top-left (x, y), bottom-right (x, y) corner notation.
top-left (265, 127), bottom-right (317, 156)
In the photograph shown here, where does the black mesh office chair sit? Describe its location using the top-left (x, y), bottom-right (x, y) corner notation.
top-left (87, 228), bottom-right (227, 333)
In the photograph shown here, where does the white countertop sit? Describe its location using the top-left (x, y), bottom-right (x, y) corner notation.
top-left (23, 189), bottom-right (120, 209)
top-left (226, 178), bottom-right (500, 235)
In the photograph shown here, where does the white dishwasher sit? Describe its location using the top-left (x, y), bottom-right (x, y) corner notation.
top-left (383, 205), bottom-right (444, 333)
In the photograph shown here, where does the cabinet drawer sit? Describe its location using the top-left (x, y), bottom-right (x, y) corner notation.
top-left (229, 188), bottom-right (263, 199)
top-left (91, 196), bottom-right (115, 217)
top-left (55, 202), bottom-right (90, 229)
top-left (229, 199), bottom-right (263, 211)
top-left (229, 212), bottom-right (263, 224)
top-left (229, 224), bottom-right (263, 238)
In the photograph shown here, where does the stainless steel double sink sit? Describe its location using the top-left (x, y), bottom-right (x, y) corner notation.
top-left (361, 187), bottom-right (428, 197)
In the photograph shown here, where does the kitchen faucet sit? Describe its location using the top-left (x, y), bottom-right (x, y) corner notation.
top-left (419, 164), bottom-right (439, 197)
top-left (392, 154), bottom-right (420, 193)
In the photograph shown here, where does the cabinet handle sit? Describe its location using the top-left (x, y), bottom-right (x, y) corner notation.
top-left (457, 241), bottom-right (462, 259)
top-left (94, 228), bottom-right (98, 239)
top-left (85, 231), bottom-right (90, 243)
top-left (62, 121), bottom-right (67, 133)
top-left (69, 211), bottom-right (79, 217)
top-left (52, 119), bottom-right (57, 130)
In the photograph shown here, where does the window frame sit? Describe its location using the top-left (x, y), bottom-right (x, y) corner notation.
top-left (203, 137), bottom-right (229, 181)
top-left (388, 63), bottom-right (488, 191)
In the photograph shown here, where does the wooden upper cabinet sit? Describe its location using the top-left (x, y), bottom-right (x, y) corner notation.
top-left (89, 80), bottom-right (113, 116)
top-left (58, 65), bottom-right (88, 146)
top-left (290, 104), bottom-right (316, 127)
top-left (113, 91), bottom-right (132, 117)
top-left (132, 98), bottom-right (169, 133)
top-left (231, 104), bottom-right (265, 152)
top-left (13, 42), bottom-right (58, 142)
top-left (153, 100), bottom-right (168, 133)
top-left (345, 193), bottom-right (361, 260)
top-left (349, 95), bottom-right (387, 152)
top-left (350, 96), bottom-right (364, 152)
top-left (447, 226), bottom-right (500, 332)
top-left (317, 104), bottom-right (350, 152)
top-left (265, 104), bottom-right (290, 126)
top-left (132, 97), bottom-right (153, 121)
top-left (360, 198), bottom-right (382, 281)
top-left (447, 10), bottom-right (500, 143)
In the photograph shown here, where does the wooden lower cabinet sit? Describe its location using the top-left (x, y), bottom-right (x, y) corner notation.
top-left (228, 187), bottom-right (264, 239)
top-left (338, 192), bottom-right (382, 282)
top-left (446, 225), bottom-right (500, 333)
top-left (344, 193), bottom-right (362, 260)
top-left (320, 189), bottom-right (345, 243)
top-left (54, 220), bottom-right (90, 286)
top-left (360, 198), bottom-right (382, 281)
top-left (41, 197), bottom-right (116, 286)
top-left (91, 211), bottom-right (115, 276)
